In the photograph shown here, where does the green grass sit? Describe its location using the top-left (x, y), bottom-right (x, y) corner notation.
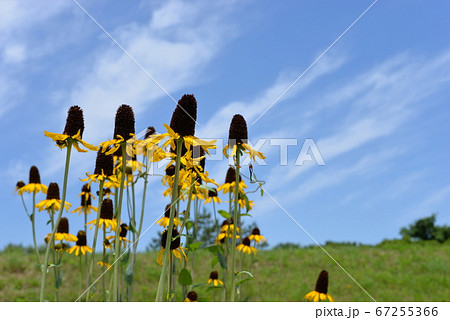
top-left (0, 241), bottom-right (448, 301)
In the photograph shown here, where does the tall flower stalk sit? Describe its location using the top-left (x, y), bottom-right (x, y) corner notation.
top-left (40, 106), bottom-right (97, 301)
top-left (156, 94), bottom-right (197, 302)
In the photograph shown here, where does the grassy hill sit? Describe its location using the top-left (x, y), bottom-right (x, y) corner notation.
top-left (0, 240), bottom-right (448, 302)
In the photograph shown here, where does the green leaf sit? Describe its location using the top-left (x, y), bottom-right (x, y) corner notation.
top-left (235, 277), bottom-right (253, 286)
top-left (204, 245), bottom-right (219, 254)
top-left (260, 188), bottom-right (264, 197)
top-left (120, 251), bottom-right (130, 267)
top-left (188, 241), bottom-right (203, 251)
top-left (217, 210), bottom-right (231, 219)
top-left (239, 213), bottom-right (252, 218)
top-left (211, 256), bottom-right (219, 269)
top-left (236, 270), bottom-right (253, 278)
top-left (178, 268), bottom-right (193, 286)
top-left (55, 271), bottom-right (62, 289)
top-left (125, 262), bottom-right (134, 285)
top-left (217, 251), bottom-right (227, 269)
top-left (186, 220), bottom-right (193, 230)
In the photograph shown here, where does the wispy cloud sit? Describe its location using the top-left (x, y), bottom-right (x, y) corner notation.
top-left (69, 0), bottom-right (242, 143)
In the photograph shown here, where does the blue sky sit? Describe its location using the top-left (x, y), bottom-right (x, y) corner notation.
top-left (1, 0), bottom-right (450, 251)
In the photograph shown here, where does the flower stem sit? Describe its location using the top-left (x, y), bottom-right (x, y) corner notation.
top-left (230, 151), bottom-right (241, 302)
top-left (85, 179), bottom-right (105, 301)
top-left (39, 142), bottom-right (72, 302)
top-left (155, 138), bottom-right (183, 302)
top-left (112, 142), bottom-right (127, 302)
top-left (30, 192), bottom-right (41, 267)
top-left (128, 150), bottom-right (150, 301)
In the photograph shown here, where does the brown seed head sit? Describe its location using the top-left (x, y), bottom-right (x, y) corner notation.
top-left (209, 271), bottom-right (219, 280)
top-left (119, 224), bottom-right (128, 238)
top-left (29, 166), bottom-right (41, 184)
top-left (76, 231), bottom-right (87, 246)
top-left (63, 106), bottom-right (85, 138)
top-left (46, 183), bottom-right (60, 200)
top-left (315, 270), bottom-right (329, 294)
top-left (165, 165), bottom-right (175, 176)
top-left (228, 114), bottom-right (248, 146)
top-left (81, 184), bottom-right (91, 206)
top-left (93, 150), bottom-right (114, 176)
top-left (114, 104), bottom-right (135, 141)
top-left (16, 181), bottom-right (25, 189)
top-left (100, 199), bottom-right (114, 220)
top-left (225, 167), bottom-right (241, 184)
top-left (169, 94), bottom-right (197, 137)
top-left (242, 237), bottom-right (251, 246)
top-left (187, 291), bottom-right (198, 301)
top-left (161, 228), bottom-right (180, 250)
top-left (208, 188), bottom-right (218, 198)
top-left (251, 228), bottom-right (261, 236)
top-left (57, 217), bottom-right (69, 234)
top-left (145, 126), bottom-right (156, 139)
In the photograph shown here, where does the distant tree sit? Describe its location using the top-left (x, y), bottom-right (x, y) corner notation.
top-left (273, 242), bottom-right (301, 250)
top-left (400, 213), bottom-right (450, 243)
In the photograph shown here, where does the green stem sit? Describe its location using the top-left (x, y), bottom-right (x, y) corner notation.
top-left (85, 179), bottom-right (105, 302)
top-left (129, 150), bottom-right (151, 301)
top-left (39, 142), bottom-right (72, 302)
top-left (78, 254), bottom-right (82, 298)
top-left (112, 143), bottom-right (127, 301)
top-left (155, 138), bottom-right (183, 302)
top-left (230, 151), bottom-right (241, 302)
top-left (30, 192), bottom-right (41, 267)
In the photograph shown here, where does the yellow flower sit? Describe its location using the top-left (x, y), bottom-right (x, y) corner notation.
top-left (204, 188), bottom-right (222, 204)
top-left (44, 130), bottom-right (98, 153)
top-left (184, 291), bottom-right (198, 302)
top-left (22, 166), bottom-right (48, 194)
top-left (207, 271), bottom-right (224, 287)
top-left (86, 199), bottom-right (117, 231)
top-left (44, 106), bottom-right (98, 153)
top-left (51, 217), bottom-right (78, 242)
top-left (36, 199), bottom-right (71, 212)
top-left (67, 231), bottom-right (92, 256)
top-left (248, 228), bottom-right (266, 243)
top-left (97, 261), bottom-right (111, 268)
top-left (15, 181), bottom-right (26, 196)
top-left (105, 223), bottom-right (131, 249)
top-left (236, 237), bottom-right (257, 255)
top-left (157, 205), bottom-right (181, 227)
top-left (36, 182), bottom-right (71, 212)
top-left (305, 270), bottom-right (334, 302)
top-left (217, 180), bottom-right (247, 195)
top-left (156, 228), bottom-right (187, 265)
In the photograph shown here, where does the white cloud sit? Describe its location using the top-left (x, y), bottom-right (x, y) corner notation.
top-left (2, 43), bottom-right (27, 64)
top-left (69, 0), bottom-right (241, 143)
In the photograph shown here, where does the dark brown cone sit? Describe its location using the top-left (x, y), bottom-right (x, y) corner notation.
top-left (46, 183), bottom-right (60, 200)
top-left (145, 126), bottom-right (156, 139)
top-left (16, 181), bottom-right (25, 189)
top-left (114, 104), bottom-right (135, 141)
top-left (315, 270), bottom-right (329, 294)
top-left (161, 228), bottom-right (180, 250)
top-left (29, 166), bottom-right (41, 184)
top-left (165, 165), bottom-right (175, 176)
top-left (119, 224), bottom-right (128, 238)
top-left (57, 217), bottom-right (69, 234)
top-left (242, 237), bottom-right (251, 246)
top-left (208, 188), bottom-right (218, 198)
top-left (76, 231), bottom-right (87, 246)
top-left (251, 228), bottom-right (261, 236)
top-left (225, 167), bottom-right (241, 184)
top-left (81, 184), bottom-right (91, 207)
top-left (63, 106), bottom-right (85, 138)
top-left (93, 150), bottom-right (114, 176)
top-left (228, 114), bottom-right (248, 146)
top-left (209, 271), bottom-right (219, 280)
top-left (164, 204), bottom-right (172, 218)
top-left (221, 219), bottom-right (234, 227)
top-left (187, 291), bottom-right (198, 301)
top-left (169, 94), bottom-right (197, 137)
top-left (100, 199), bottom-right (114, 220)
